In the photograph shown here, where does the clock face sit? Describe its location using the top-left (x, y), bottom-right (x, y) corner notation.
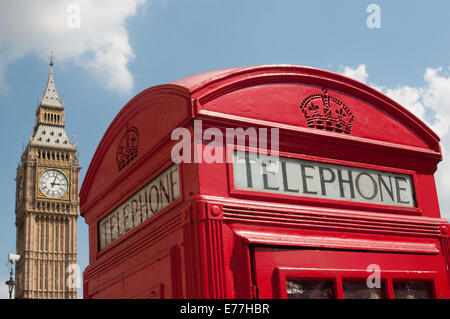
top-left (17, 175), bottom-right (23, 203)
top-left (39, 169), bottom-right (68, 198)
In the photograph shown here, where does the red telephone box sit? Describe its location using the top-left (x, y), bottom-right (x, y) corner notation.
top-left (80, 65), bottom-right (450, 299)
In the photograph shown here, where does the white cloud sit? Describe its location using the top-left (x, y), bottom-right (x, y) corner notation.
top-left (0, 0), bottom-right (146, 93)
top-left (340, 65), bottom-right (450, 221)
top-left (340, 64), bottom-right (369, 84)
top-left (384, 86), bottom-right (426, 122)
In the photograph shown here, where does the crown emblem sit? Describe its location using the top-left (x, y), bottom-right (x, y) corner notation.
top-left (116, 125), bottom-right (139, 171)
top-left (299, 88), bottom-right (354, 134)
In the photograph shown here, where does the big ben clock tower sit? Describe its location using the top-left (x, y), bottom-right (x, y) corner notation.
top-left (14, 54), bottom-right (80, 299)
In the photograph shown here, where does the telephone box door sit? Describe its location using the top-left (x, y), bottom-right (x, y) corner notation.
top-left (251, 246), bottom-right (448, 299)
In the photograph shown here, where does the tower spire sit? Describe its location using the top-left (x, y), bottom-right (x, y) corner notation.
top-left (30, 53), bottom-right (76, 150)
top-left (40, 51), bottom-right (63, 108)
top-left (49, 51), bottom-right (55, 66)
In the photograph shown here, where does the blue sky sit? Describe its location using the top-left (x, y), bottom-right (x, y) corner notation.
top-left (1, 0), bottom-right (450, 298)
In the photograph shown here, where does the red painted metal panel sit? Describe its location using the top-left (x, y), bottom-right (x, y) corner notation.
top-left (198, 84), bottom-right (430, 149)
top-left (235, 230), bottom-right (440, 254)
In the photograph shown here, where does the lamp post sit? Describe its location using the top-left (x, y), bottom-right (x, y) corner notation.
top-left (5, 254), bottom-right (20, 299)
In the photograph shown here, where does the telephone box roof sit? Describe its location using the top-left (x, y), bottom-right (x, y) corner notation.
top-left (170, 64), bottom-right (439, 143)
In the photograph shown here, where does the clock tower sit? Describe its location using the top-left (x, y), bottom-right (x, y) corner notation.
top-left (14, 54), bottom-right (80, 299)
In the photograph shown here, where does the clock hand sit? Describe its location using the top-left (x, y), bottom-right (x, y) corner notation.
top-left (51, 174), bottom-right (57, 187)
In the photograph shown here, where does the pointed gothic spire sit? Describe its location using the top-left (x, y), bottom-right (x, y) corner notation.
top-left (40, 51), bottom-right (63, 108)
top-left (30, 52), bottom-right (76, 150)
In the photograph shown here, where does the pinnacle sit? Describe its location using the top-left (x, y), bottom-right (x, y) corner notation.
top-left (40, 54), bottom-right (63, 108)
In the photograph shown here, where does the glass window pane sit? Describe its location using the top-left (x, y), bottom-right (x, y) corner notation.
top-left (343, 280), bottom-right (385, 299)
top-left (286, 280), bottom-right (334, 299)
top-left (393, 280), bottom-right (433, 299)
